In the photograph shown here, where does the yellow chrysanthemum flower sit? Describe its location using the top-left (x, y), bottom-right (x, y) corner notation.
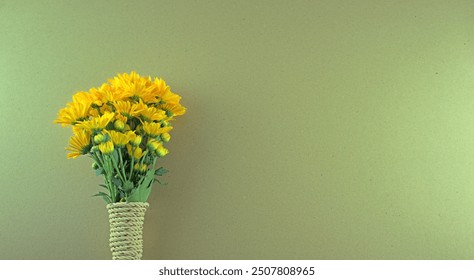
top-left (142, 122), bottom-right (172, 138)
top-left (113, 100), bottom-right (147, 118)
top-left (153, 78), bottom-right (182, 104)
top-left (98, 141), bottom-right (114, 154)
top-left (108, 130), bottom-right (132, 147)
top-left (54, 101), bottom-right (91, 127)
top-left (90, 83), bottom-right (131, 104)
top-left (72, 91), bottom-right (100, 106)
top-left (109, 71), bottom-right (157, 103)
top-left (76, 112), bottom-right (114, 133)
top-left (159, 102), bottom-right (186, 118)
top-left (88, 107), bottom-right (100, 118)
top-left (140, 105), bottom-right (166, 122)
top-left (153, 78), bottom-right (169, 93)
top-left (66, 128), bottom-right (91, 159)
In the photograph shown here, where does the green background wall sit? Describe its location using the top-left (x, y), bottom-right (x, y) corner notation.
top-left (1, 0), bottom-right (474, 259)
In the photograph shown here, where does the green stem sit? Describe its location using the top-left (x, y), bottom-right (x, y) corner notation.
top-left (91, 152), bottom-right (113, 202)
top-left (100, 154), bottom-right (115, 203)
top-left (110, 153), bottom-right (127, 183)
top-left (118, 148), bottom-right (127, 180)
top-left (129, 147), bottom-right (135, 181)
top-left (94, 150), bottom-right (105, 168)
top-left (105, 156), bottom-right (115, 202)
top-left (139, 150), bottom-right (148, 166)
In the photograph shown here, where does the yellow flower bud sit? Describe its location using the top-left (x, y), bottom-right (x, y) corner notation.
top-left (156, 146), bottom-right (168, 157)
top-left (133, 163), bottom-right (147, 173)
top-left (94, 134), bottom-right (105, 144)
top-left (147, 139), bottom-right (161, 152)
top-left (133, 147), bottom-right (143, 160)
top-left (99, 141), bottom-right (114, 154)
top-left (114, 120), bottom-right (125, 131)
top-left (161, 132), bottom-right (171, 142)
top-left (133, 163), bottom-right (140, 171)
top-left (131, 135), bottom-right (142, 147)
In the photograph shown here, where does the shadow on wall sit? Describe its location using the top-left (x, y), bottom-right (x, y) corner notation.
top-left (142, 88), bottom-right (207, 259)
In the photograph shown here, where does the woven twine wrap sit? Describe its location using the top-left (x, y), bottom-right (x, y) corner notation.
top-left (107, 202), bottom-right (149, 260)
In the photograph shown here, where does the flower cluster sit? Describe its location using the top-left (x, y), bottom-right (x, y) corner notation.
top-left (54, 71), bottom-right (186, 203)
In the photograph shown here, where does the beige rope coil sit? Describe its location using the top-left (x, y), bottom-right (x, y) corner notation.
top-left (107, 202), bottom-right (149, 260)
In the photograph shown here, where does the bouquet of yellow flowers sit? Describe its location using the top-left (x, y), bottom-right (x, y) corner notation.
top-left (54, 71), bottom-right (186, 203)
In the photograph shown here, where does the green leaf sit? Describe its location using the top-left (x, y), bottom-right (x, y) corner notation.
top-left (112, 149), bottom-right (119, 164)
top-left (99, 184), bottom-right (108, 189)
top-left (92, 192), bottom-right (112, 204)
top-left (127, 169), bottom-right (155, 202)
top-left (155, 167), bottom-right (168, 176)
top-left (111, 177), bottom-right (122, 188)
